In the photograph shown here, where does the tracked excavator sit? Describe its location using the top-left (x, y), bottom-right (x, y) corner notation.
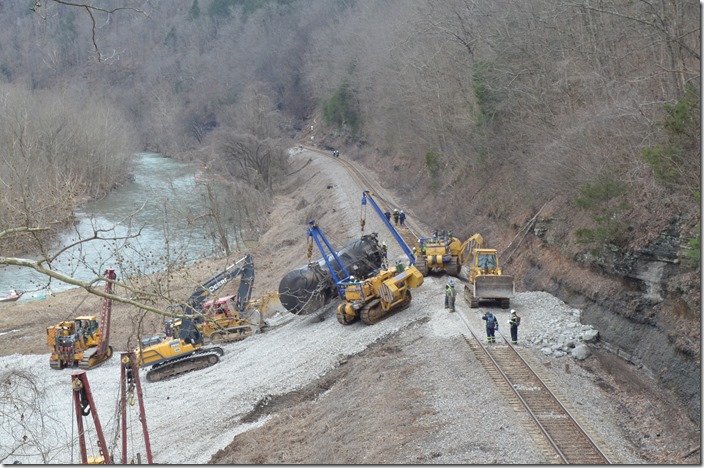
top-left (179, 254), bottom-right (256, 315)
top-left (414, 231), bottom-right (486, 277)
top-left (162, 254), bottom-right (268, 343)
top-left (463, 247), bottom-right (515, 309)
top-left (135, 317), bottom-right (224, 383)
top-left (47, 269), bottom-right (116, 370)
top-left (198, 291), bottom-right (277, 343)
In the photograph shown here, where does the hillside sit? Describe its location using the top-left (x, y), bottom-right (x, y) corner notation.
top-left (0, 147), bottom-right (699, 464)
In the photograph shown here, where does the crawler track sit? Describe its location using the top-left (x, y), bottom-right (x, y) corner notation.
top-left (455, 312), bottom-right (612, 464)
top-left (146, 347), bottom-right (224, 383)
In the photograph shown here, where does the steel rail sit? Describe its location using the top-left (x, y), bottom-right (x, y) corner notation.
top-left (455, 310), bottom-right (610, 464)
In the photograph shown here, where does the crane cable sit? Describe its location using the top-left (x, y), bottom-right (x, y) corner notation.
top-left (360, 199), bottom-right (367, 234)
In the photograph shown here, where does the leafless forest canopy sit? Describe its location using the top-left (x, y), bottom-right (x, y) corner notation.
top-left (0, 0), bottom-right (699, 253)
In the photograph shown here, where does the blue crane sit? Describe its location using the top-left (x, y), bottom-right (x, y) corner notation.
top-left (360, 190), bottom-right (415, 265)
top-left (306, 220), bottom-right (353, 299)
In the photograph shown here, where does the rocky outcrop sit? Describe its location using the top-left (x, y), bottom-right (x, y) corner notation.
top-left (519, 215), bottom-right (700, 423)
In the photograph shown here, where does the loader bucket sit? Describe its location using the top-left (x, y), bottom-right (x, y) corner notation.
top-left (474, 275), bottom-right (515, 299)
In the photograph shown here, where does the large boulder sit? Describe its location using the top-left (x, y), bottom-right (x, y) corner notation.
top-left (571, 343), bottom-right (592, 360)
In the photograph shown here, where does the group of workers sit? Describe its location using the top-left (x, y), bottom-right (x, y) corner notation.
top-left (444, 280), bottom-right (521, 344)
top-left (383, 209), bottom-right (406, 226)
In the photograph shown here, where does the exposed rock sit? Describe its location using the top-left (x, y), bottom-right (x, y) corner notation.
top-left (572, 344), bottom-right (592, 360)
top-left (582, 329), bottom-right (599, 343)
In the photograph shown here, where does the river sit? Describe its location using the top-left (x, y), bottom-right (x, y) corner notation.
top-left (0, 153), bottom-right (232, 298)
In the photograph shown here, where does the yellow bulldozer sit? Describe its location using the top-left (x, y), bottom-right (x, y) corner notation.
top-left (464, 247), bottom-right (515, 309)
top-left (336, 262), bottom-right (424, 325)
top-left (47, 269), bottom-right (116, 370)
top-left (414, 232), bottom-right (486, 277)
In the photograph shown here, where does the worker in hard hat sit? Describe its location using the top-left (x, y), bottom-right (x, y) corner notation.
top-left (445, 279), bottom-right (456, 312)
top-left (380, 242), bottom-right (388, 269)
top-left (508, 309), bottom-right (521, 344)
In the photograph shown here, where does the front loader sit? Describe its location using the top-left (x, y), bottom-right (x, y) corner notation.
top-left (464, 248), bottom-right (515, 309)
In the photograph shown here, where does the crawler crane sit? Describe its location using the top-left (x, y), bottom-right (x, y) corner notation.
top-left (414, 231), bottom-right (486, 277)
top-left (306, 191), bottom-right (423, 325)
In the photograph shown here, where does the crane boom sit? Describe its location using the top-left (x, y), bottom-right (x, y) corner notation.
top-left (361, 190), bottom-right (415, 264)
top-left (72, 371), bottom-right (110, 464)
top-left (98, 268), bottom-right (116, 357)
top-left (306, 221), bottom-right (351, 298)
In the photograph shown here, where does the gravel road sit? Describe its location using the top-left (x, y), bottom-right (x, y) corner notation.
top-left (0, 147), bottom-right (697, 464)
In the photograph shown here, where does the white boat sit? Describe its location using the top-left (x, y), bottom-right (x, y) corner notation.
top-left (0, 290), bottom-right (24, 303)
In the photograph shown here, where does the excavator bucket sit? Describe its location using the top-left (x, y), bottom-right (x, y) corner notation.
top-left (474, 275), bottom-right (515, 300)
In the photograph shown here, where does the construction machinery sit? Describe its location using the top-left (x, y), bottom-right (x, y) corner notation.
top-left (168, 254), bottom-right (272, 343)
top-left (47, 269), bottom-right (116, 370)
top-left (134, 317), bottom-right (224, 383)
top-left (414, 231), bottom-right (486, 277)
top-left (338, 191), bottom-right (423, 324)
top-left (303, 191), bottom-right (423, 325)
top-left (71, 353), bottom-right (153, 465)
top-left (278, 231), bottom-right (385, 315)
top-left (71, 370), bottom-right (112, 464)
top-left (118, 352), bottom-right (153, 464)
top-left (198, 291), bottom-right (277, 343)
top-left (179, 254), bottom-right (256, 315)
top-left (464, 247), bottom-right (515, 309)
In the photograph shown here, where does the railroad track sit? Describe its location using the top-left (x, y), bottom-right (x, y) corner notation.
top-left (305, 146), bottom-right (613, 463)
top-left (321, 151), bottom-right (425, 245)
top-left (454, 310), bottom-right (613, 464)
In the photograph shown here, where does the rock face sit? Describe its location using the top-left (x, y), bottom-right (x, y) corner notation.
top-left (523, 215), bottom-right (700, 422)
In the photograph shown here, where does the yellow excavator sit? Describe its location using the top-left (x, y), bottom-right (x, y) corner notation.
top-left (414, 231), bottom-right (486, 277)
top-left (47, 269), bottom-right (116, 370)
top-left (135, 318), bottom-right (224, 383)
top-left (464, 247), bottom-right (515, 309)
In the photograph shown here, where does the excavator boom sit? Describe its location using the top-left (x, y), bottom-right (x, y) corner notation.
top-left (183, 255), bottom-right (254, 314)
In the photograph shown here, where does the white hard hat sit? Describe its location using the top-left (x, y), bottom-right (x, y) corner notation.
top-left (511, 309), bottom-right (516, 314)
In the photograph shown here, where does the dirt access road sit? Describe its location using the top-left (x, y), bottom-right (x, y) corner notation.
top-left (0, 147), bottom-right (698, 464)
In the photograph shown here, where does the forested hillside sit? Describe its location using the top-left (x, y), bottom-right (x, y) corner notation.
top-left (0, 0), bottom-right (700, 418)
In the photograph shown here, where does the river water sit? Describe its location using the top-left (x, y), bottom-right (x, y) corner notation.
top-left (0, 153), bottom-right (230, 298)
